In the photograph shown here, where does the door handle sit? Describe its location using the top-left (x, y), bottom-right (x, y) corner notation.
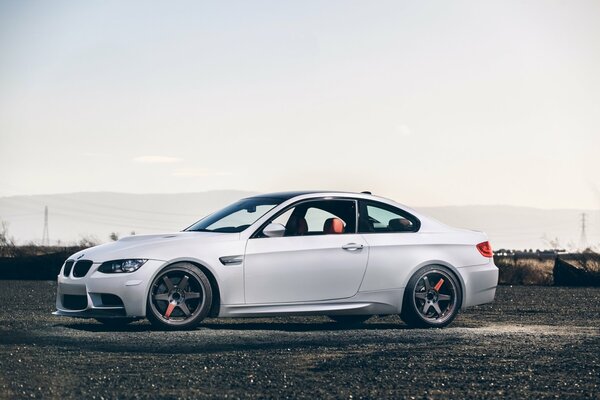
top-left (342, 243), bottom-right (364, 251)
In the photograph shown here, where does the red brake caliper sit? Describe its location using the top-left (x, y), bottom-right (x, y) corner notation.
top-left (434, 278), bottom-right (444, 292)
top-left (164, 302), bottom-right (177, 319)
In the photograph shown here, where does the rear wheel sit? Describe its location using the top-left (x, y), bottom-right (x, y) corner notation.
top-left (328, 315), bottom-right (371, 325)
top-left (146, 263), bottom-right (213, 330)
top-left (401, 265), bottom-right (462, 328)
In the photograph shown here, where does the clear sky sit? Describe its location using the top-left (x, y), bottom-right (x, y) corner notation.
top-left (1, 0), bottom-right (599, 209)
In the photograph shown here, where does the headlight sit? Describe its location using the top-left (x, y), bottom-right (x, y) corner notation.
top-left (98, 259), bottom-right (147, 273)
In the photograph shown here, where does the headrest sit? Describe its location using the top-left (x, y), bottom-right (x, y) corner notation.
top-left (286, 215), bottom-right (308, 236)
top-left (388, 218), bottom-right (412, 232)
top-left (323, 218), bottom-right (344, 234)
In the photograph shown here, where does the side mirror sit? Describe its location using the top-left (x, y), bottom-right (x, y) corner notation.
top-left (263, 222), bottom-right (286, 238)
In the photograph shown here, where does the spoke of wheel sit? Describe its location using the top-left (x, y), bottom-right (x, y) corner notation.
top-left (423, 276), bottom-right (431, 291)
top-left (185, 291), bottom-right (201, 299)
top-left (179, 302), bottom-right (191, 317)
top-left (154, 293), bottom-right (169, 301)
top-left (179, 275), bottom-right (189, 290)
top-left (163, 276), bottom-right (174, 291)
top-left (422, 302), bottom-right (431, 314)
top-left (433, 302), bottom-right (443, 316)
top-left (164, 302), bottom-right (176, 319)
top-left (415, 292), bottom-right (427, 300)
top-left (438, 294), bottom-right (451, 301)
top-left (433, 278), bottom-right (444, 292)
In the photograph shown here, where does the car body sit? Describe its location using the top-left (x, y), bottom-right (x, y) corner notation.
top-left (54, 191), bottom-right (498, 329)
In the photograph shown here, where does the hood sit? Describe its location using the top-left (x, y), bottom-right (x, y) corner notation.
top-left (68, 231), bottom-right (237, 263)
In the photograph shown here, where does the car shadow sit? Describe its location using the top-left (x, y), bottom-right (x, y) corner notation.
top-left (61, 320), bottom-right (408, 333)
top-left (56, 322), bottom-right (155, 333)
top-left (201, 321), bottom-right (408, 332)
top-left (26, 319), bottom-right (470, 355)
top-left (35, 320), bottom-right (416, 355)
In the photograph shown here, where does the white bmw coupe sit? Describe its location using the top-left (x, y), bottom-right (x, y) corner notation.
top-left (54, 191), bottom-right (498, 329)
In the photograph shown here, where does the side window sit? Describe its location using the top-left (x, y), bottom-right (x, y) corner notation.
top-left (262, 199), bottom-right (357, 237)
top-left (304, 207), bottom-right (339, 232)
top-left (358, 201), bottom-right (419, 233)
top-left (271, 208), bottom-right (293, 227)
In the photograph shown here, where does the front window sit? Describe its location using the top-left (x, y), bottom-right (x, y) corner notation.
top-left (185, 197), bottom-right (282, 233)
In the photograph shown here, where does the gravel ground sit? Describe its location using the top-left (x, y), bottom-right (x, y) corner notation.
top-left (0, 281), bottom-right (598, 399)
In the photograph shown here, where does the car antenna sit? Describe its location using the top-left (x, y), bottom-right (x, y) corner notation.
top-left (361, 191), bottom-right (372, 195)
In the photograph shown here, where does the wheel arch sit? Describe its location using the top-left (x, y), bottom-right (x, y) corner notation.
top-left (405, 260), bottom-right (465, 310)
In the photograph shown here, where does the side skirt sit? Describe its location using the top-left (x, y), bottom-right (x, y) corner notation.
top-left (218, 289), bottom-right (404, 318)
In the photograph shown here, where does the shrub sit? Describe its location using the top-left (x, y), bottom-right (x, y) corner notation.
top-left (495, 256), bottom-right (554, 285)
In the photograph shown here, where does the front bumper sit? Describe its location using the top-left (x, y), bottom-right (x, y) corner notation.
top-left (54, 259), bottom-right (166, 318)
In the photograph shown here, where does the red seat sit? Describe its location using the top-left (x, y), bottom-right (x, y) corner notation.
top-left (323, 218), bottom-right (344, 234)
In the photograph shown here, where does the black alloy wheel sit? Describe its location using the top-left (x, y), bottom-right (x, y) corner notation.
top-left (401, 265), bottom-right (462, 328)
top-left (147, 263), bottom-right (212, 330)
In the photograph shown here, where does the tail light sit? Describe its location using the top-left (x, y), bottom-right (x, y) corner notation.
top-left (476, 241), bottom-right (493, 258)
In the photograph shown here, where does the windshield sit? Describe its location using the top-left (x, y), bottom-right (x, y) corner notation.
top-left (185, 197), bottom-right (282, 233)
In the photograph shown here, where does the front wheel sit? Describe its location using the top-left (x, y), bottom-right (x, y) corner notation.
top-left (146, 263), bottom-right (213, 330)
top-left (401, 265), bottom-right (462, 328)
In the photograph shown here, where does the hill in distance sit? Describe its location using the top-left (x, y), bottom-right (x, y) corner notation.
top-left (0, 191), bottom-right (598, 251)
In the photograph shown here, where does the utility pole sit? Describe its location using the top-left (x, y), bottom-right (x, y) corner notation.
top-left (42, 206), bottom-right (49, 246)
top-left (580, 212), bottom-right (587, 251)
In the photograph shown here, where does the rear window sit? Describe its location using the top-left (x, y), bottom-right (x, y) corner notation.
top-left (358, 201), bottom-right (420, 233)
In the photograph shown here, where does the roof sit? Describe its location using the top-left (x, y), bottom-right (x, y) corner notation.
top-left (248, 190), bottom-right (368, 201)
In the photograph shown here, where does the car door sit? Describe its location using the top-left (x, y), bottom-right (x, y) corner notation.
top-left (243, 198), bottom-right (369, 304)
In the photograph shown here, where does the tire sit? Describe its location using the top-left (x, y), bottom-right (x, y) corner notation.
top-left (400, 265), bottom-right (462, 328)
top-left (328, 315), bottom-right (371, 325)
top-left (95, 318), bottom-right (137, 327)
top-left (146, 263), bottom-right (213, 330)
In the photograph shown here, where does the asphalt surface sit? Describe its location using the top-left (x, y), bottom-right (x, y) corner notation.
top-left (0, 281), bottom-right (598, 399)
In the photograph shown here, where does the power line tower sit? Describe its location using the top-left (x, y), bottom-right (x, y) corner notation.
top-left (42, 206), bottom-right (49, 246)
top-left (579, 212), bottom-right (587, 250)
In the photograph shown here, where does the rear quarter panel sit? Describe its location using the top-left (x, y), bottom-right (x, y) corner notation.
top-left (359, 231), bottom-right (489, 295)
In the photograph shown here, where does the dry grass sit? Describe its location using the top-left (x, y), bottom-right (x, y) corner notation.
top-left (495, 256), bottom-right (554, 285)
top-left (559, 253), bottom-right (600, 273)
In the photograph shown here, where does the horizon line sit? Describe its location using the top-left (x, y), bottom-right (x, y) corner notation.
top-left (0, 190), bottom-right (599, 212)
